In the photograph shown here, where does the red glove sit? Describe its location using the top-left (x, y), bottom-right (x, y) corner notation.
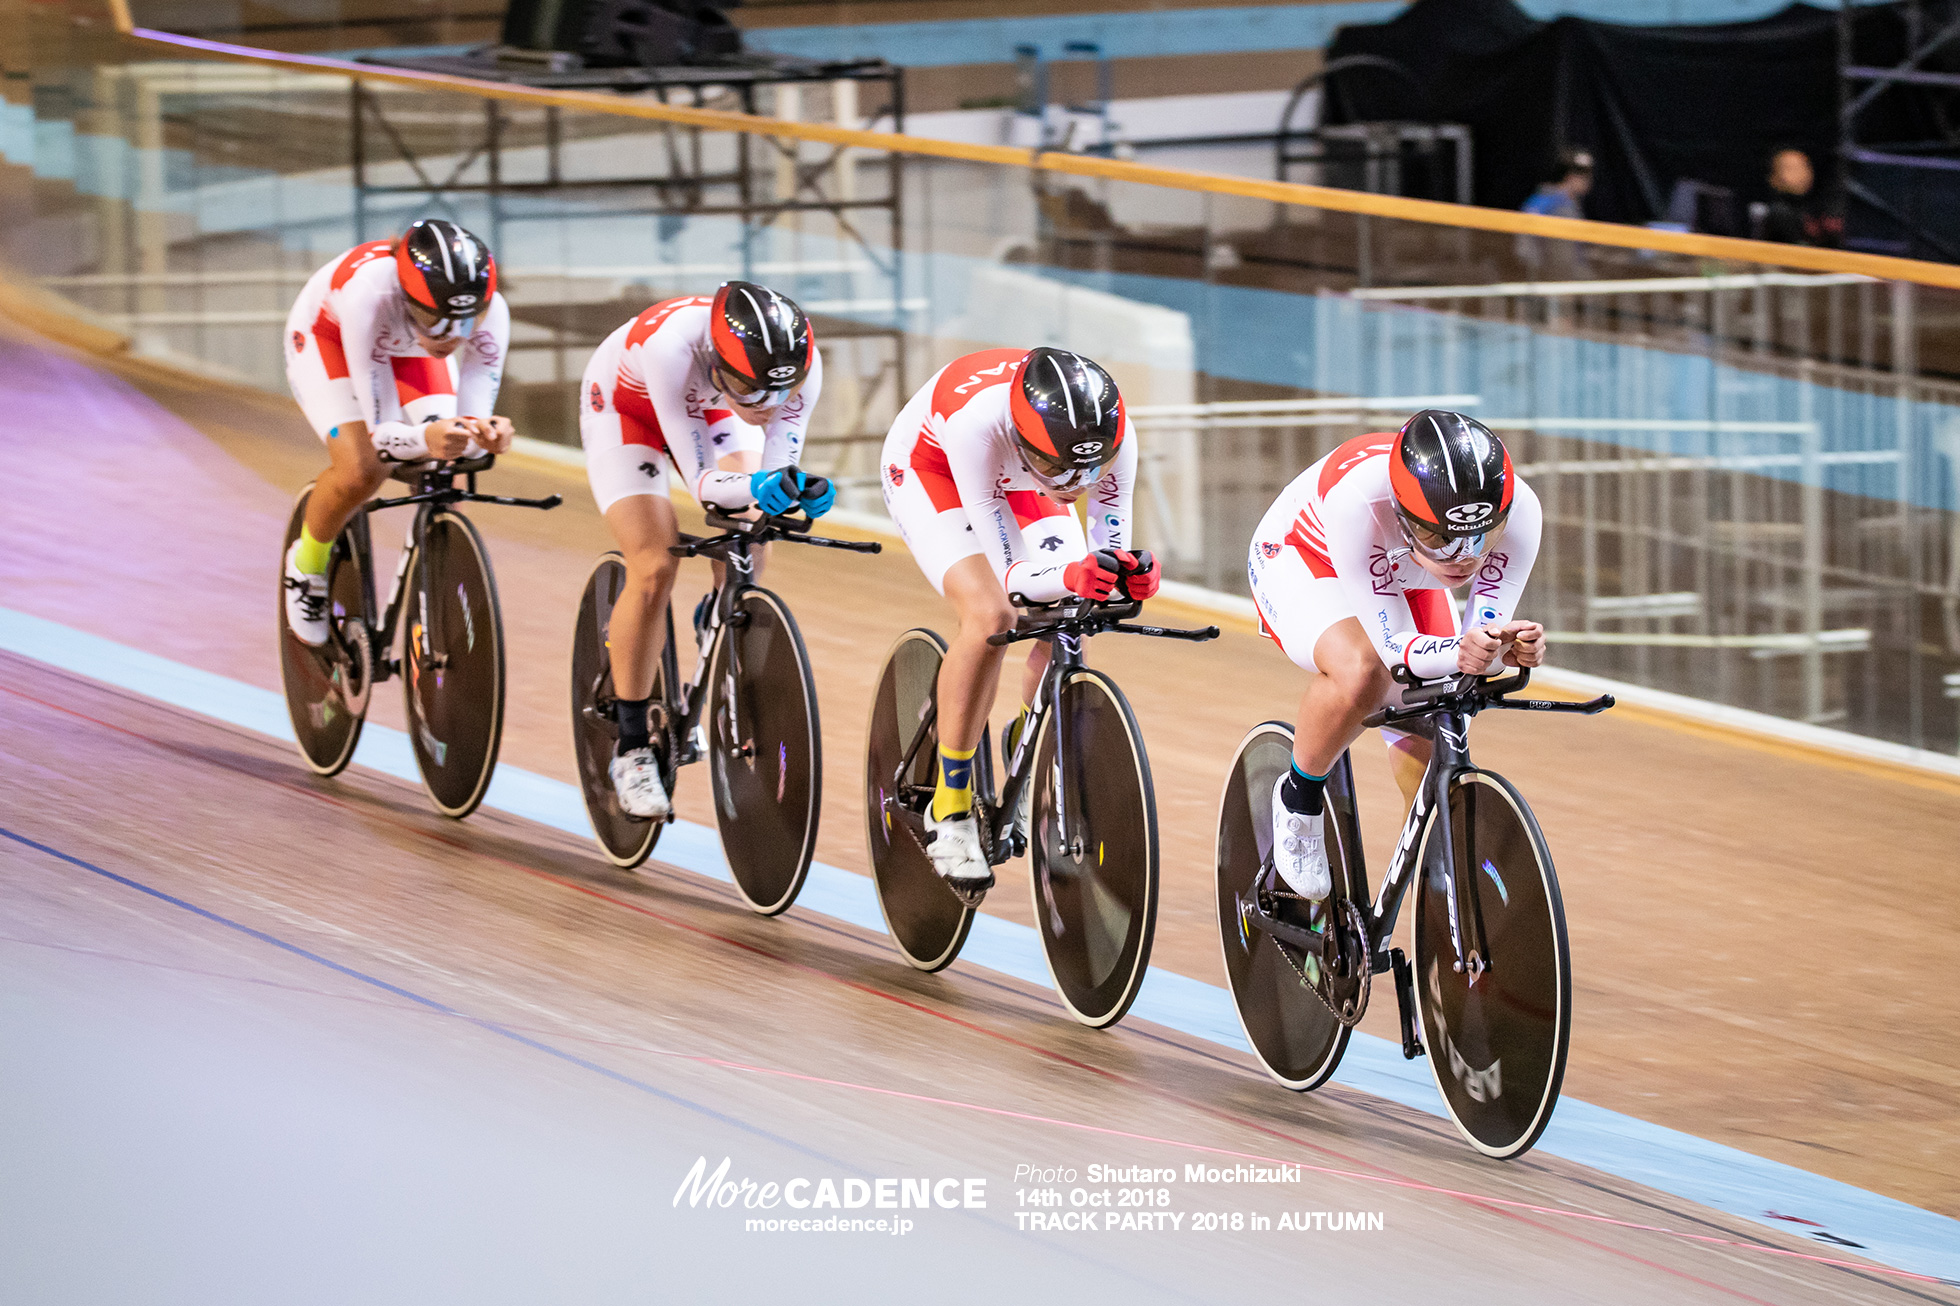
top-left (1062, 550), bottom-right (1122, 600)
top-left (1112, 549), bottom-right (1160, 600)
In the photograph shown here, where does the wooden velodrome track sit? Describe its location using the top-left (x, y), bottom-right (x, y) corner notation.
top-left (3, 314), bottom-right (1958, 1302)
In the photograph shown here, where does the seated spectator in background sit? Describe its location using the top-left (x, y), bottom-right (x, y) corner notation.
top-left (1753, 148), bottom-right (1842, 247)
top-left (1522, 150), bottom-right (1594, 220)
top-left (1517, 150), bottom-right (1594, 278)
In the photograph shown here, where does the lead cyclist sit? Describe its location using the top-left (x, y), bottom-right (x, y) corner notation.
top-left (280, 219), bottom-right (515, 646)
top-left (1246, 410), bottom-right (1547, 902)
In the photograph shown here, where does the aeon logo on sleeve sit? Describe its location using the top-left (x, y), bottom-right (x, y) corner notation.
top-left (1367, 546), bottom-right (1400, 595)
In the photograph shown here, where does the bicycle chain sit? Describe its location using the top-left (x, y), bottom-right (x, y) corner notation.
top-left (1266, 886), bottom-right (1371, 1028)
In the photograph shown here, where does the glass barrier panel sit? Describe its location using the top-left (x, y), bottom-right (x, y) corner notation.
top-left (6, 0), bottom-right (1957, 754)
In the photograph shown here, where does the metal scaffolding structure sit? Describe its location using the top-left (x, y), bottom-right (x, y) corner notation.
top-left (347, 53), bottom-right (912, 454)
top-left (1839, 0), bottom-right (1960, 261)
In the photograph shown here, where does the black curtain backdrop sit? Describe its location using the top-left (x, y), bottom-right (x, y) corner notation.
top-left (1321, 0), bottom-right (1941, 228)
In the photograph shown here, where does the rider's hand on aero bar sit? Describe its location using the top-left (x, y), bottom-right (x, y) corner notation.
top-left (1113, 549), bottom-right (1161, 601)
top-left (1063, 549), bottom-right (1124, 600)
top-left (751, 467), bottom-right (835, 518)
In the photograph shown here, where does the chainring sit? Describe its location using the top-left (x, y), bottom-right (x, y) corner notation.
top-left (1267, 883), bottom-right (1373, 1028)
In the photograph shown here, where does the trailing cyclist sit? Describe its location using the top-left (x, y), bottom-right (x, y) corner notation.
top-left (1246, 410), bottom-right (1546, 902)
top-left (281, 218), bottom-right (515, 646)
top-left (581, 282), bottom-right (831, 822)
top-left (879, 347), bottom-right (1160, 890)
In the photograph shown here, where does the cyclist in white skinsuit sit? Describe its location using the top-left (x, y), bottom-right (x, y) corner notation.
top-left (880, 347), bottom-right (1158, 889)
top-left (280, 219), bottom-right (514, 645)
top-left (580, 283), bottom-right (830, 821)
top-left (1246, 411), bottom-right (1546, 901)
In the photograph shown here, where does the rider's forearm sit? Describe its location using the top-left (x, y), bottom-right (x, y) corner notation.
top-left (695, 469), bottom-right (755, 511)
top-left (369, 421), bottom-right (430, 463)
top-left (1003, 558), bottom-right (1069, 604)
top-left (1395, 631), bottom-right (1466, 679)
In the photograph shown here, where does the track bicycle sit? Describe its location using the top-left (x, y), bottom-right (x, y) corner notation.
top-left (866, 597), bottom-right (1218, 1027)
top-left (278, 454), bottom-right (560, 818)
top-left (1215, 667), bottom-right (1612, 1158)
top-left (571, 507), bottom-right (879, 915)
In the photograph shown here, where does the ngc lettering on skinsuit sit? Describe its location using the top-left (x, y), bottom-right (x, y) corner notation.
top-left (1473, 551), bottom-right (1511, 599)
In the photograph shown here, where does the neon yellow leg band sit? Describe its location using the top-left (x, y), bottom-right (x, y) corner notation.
top-left (932, 743), bottom-right (978, 821)
top-left (294, 525), bottom-right (333, 576)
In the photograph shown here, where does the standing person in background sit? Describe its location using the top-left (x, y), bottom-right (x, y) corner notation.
top-left (1521, 150), bottom-right (1593, 221)
top-left (1517, 151), bottom-right (1594, 278)
top-left (1754, 148), bottom-right (1842, 247)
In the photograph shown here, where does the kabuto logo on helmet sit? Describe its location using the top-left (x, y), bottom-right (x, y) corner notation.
top-left (1446, 502), bottom-right (1494, 525)
top-left (1072, 441), bottom-right (1103, 456)
top-left (448, 294), bottom-right (478, 309)
top-left (767, 365), bottom-right (797, 380)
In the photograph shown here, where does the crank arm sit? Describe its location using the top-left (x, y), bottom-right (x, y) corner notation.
top-left (1238, 891), bottom-right (1334, 959)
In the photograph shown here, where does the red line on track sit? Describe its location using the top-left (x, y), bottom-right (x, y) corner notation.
top-left (2, 674), bottom-right (1933, 1295)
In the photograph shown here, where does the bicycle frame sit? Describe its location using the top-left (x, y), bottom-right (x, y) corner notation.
top-left (1241, 668), bottom-right (1613, 1055)
top-left (887, 597), bottom-right (1218, 865)
top-left (653, 507), bottom-right (881, 770)
top-left (339, 456), bottom-right (560, 682)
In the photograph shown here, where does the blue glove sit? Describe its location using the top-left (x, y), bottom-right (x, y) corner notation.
top-left (749, 467), bottom-right (803, 517)
top-left (797, 474), bottom-right (836, 519)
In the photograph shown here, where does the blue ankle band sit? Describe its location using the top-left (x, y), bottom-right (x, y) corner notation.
top-left (1290, 760), bottom-right (1329, 784)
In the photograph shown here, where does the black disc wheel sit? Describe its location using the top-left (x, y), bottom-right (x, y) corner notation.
top-left (1215, 723), bottom-right (1362, 1091)
top-left (570, 554), bottom-right (677, 868)
top-left (1028, 668), bottom-right (1158, 1028)
top-left (864, 628), bottom-right (977, 972)
top-left (1413, 768), bottom-right (1571, 1159)
top-left (401, 509), bottom-right (505, 819)
top-left (707, 587), bottom-right (821, 915)
top-left (279, 487), bottom-right (373, 777)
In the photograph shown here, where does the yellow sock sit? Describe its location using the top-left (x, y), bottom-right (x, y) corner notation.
top-left (294, 524), bottom-right (333, 575)
top-left (931, 743), bottom-right (977, 821)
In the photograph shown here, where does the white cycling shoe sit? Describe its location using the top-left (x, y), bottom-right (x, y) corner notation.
top-left (1270, 775), bottom-right (1332, 900)
top-left (282, 542), bottom-right (331, 647)
top-left (924, 809), bottom-right (993, 889)
top-left (610, 747), bottom-right (672, 820)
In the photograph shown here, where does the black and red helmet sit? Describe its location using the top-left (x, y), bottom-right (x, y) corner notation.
top-left (1009, 347), bottom-right (1125, 491)
top-left (1389, 410), bottom-right (1514, 559)
top-left (395, 218), bottom-right (496, 322)
top-left (709, 281), bottom-right (813, 405)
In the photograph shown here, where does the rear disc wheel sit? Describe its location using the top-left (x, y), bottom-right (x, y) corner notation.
top-left (864, 628), bottom-right (976, 972)
top-left (1215, 723), bottom-right (1354, 1091)
top-left (278, 487), bottom-right (371, 777)
top-left (570, 553), bottom-right (676, 868)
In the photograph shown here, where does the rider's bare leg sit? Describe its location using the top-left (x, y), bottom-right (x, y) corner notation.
top-left (1292, 617), bottom-right (1393, 778)
top-left (936, 555), bottom-right (1018, 755)
top-left (603, 494), bottom-right (682, 701)
top-left (301, 421), bottom-right (391, 546)
top-left (1387, 734), bottom-right (1432, 811)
